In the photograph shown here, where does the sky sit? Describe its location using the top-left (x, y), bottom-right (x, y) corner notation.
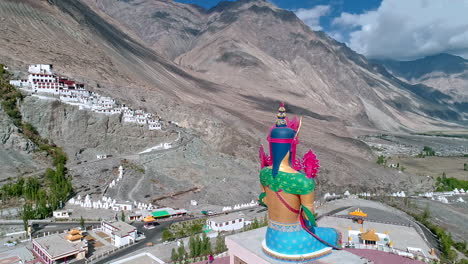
top-left (175, 0), bottom-right (468, 60)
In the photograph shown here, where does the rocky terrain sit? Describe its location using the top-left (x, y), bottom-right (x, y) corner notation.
top-left (372, 53), bottom-right (468, 102)
top-left (20, 96), bottom-right (178, 163)
top-left (0, 106), bottom-right (48, 180)
top-left (0, 0), bottom-right (466, 206)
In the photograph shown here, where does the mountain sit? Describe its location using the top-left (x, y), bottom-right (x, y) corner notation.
top-left (371, 53), bottom-right (468, 101)
top-left (0, 0), bottom-right (462, 204)
top-left (89, 0), bottom-right (467, 125)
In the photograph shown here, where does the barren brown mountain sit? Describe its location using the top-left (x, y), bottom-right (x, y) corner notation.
top-left (0, 0), bottom-right (464, 204)
top-left (372, 53), bottom-right (468, 104)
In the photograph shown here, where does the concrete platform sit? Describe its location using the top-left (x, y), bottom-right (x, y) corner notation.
top-left (226, 227), bottom-right (367, 264)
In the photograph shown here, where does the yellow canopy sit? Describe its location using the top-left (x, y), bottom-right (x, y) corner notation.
top-left (68, 229), bottom-right (81, 235)
top-left (143, 215), bottom-right (156, 223)
top-left (349, 208), bottom-right (367, 217)
top-left (361, 230), bottom-right (379, 241)
top-left (66, 234), bottom-right (83, 241)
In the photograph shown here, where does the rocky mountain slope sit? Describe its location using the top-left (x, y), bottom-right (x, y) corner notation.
top-left (0, 106), bottom-right (48, 180)
top-left (0, 0), bottom-right (461, 204)
top-left (371, 53), bottom-right (468, 101)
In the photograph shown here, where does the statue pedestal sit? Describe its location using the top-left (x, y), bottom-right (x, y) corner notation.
top-left (225, 227), bottom-right (366, 264)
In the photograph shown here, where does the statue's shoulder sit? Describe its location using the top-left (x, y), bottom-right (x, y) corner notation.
top-left (260, 167), bottom-right (314, 194)
top-left (280, 170), bottom-right (315, 195)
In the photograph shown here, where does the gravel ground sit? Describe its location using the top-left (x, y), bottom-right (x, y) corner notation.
top-left (360, 134), bottom-right (468, 157)
top-left (409, 197), bottom-right (468, 242)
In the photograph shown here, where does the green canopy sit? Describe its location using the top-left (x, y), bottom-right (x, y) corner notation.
top-left (152, 210), bottom-right (170, 218)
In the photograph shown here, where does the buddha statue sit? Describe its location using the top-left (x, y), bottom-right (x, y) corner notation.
top-left (258, 102), bottom-right (341, 261)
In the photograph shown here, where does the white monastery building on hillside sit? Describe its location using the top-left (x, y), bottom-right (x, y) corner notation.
top-left (10, 64), bottom-right (163, 131)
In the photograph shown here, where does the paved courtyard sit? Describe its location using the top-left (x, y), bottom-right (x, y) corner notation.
top-left (334, 206), bottom-right (412, 226)
top-left (86, 230), bottom-right (116, 258)
top-left (318, 216), bottom-right (431, 255)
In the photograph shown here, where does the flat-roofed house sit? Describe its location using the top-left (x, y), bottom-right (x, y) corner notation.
top-left (207, 214), bottom-right (250, 232)
top-left (32, 230), bottom-right (87, 264)
top-left (101, 221), bottom-right (137, 247)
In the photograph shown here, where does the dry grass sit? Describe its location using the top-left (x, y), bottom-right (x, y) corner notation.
top-left (84, 235), bottom-right (95, 241)
top-left (94, 241), bottom-right (104, 248)
top-left (95, 231), bottom-right (109, 239)
top-left (392, 156), bottom-right (468, 180)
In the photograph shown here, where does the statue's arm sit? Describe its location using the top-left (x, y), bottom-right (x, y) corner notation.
top-left (300, 192), bottom-right (315, 214)
top-left (260, 184), bottom-right (267, 206)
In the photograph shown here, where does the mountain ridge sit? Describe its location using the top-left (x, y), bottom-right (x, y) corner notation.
top-left (0, 0), bottom-right (460, 203)
top-left (371, 53), bottom-right (468, 102)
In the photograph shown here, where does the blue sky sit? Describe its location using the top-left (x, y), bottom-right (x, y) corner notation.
top-left (176, 0), bottom-right (381, 34)
top-left (175, 0), bottom-right (468, 60)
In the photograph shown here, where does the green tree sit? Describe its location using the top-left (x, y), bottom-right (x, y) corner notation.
top-left (21, 204), bottom-right (33, 232)
top-left (464, 163), bottom-right (468, 171)
top-left (422, 146), bottom-right (435, 156)
top-left (194, 235), bottom-right (202, 257)
top-left (162, 229), bottom-right (174, 241)
top-left (215, 235), bottom-right (227, 254)
top-left (376, 155), bottom-right (386, 165)
top-left (201, 232), bottom-right (211, 255)
top-left (422, 206), bottom-right (430, 220)
top-left (121, 211), bottom-right (125, 222)
top-left (252, 218), bottom-right (259, 229)
top-left (171, 248), bottom-right (178, 262)
top-left (189, 236), bottom-right (196, 258)
top-left (178, 241), bottom-right (186, 261)
top-left (80, 216), bottom-right (85, 229)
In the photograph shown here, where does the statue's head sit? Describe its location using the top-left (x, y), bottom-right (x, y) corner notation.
top-left (268, 102), bottom-right (296, 176)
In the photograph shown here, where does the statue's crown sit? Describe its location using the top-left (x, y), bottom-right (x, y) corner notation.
top-left (276, 102), bottom-right (287, 127)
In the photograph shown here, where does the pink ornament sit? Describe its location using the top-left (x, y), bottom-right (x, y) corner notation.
top-left (259, 145), bottom-right (272, 168)
top-left (302, 150), bottom-right (320, 178)
top-left (286, 116), bottom-right (300, 131)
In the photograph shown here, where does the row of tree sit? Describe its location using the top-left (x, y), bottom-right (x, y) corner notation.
top-left (436, 173), bottom-right (468, 192)
top-left (163, 218), bottom-right (206, 241)
top-left (170, 234), bottom-right (227, 263)
top-left (243, 216), bottom-right (268, 231)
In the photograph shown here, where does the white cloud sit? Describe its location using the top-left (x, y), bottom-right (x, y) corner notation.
top-left (331, 0), bottom-right (468, 60)
top-left (295, 5), bottom-right (331, 31)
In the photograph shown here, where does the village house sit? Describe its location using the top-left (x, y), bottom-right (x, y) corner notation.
top-left (151, 207), bottom-right (188, 219)
top-left (52, 210), bottom-right (70, 219)
top-left (111, 202), bottom-right (133, 211)
top-left (207, 214), bottom-right (251, 232)
top-left (101, 221), bottom-right (137, 247)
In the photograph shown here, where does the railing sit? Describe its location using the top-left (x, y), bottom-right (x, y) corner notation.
top-left (345, 243), bottom-right (432, 263)
top-left (85, 239), bottom-right (138, 264)
top-left (166, 251), bottom-right (229, 264)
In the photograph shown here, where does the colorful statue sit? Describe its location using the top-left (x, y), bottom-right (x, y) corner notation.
top-left (259, 102), bottom-right (341, 261)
